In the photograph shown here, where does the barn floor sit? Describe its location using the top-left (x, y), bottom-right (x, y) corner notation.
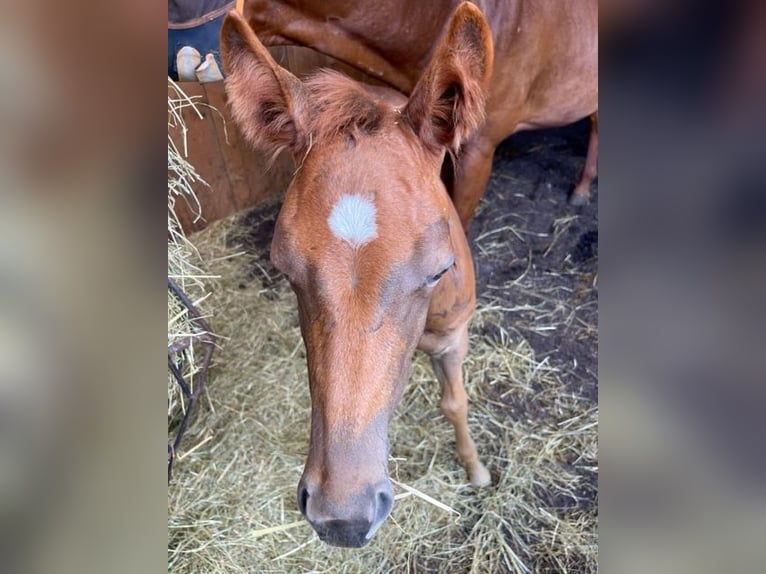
top-left (168, 120), bottom-right (598, 573)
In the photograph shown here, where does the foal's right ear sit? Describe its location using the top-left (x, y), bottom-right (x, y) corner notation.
top-left (403, 2), bottom-right (493, 155)
top-left (220, 11), bottom-right (308, 158)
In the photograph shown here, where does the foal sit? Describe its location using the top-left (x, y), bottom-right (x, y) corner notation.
top-left (221, 4), bottom-right (492, 547)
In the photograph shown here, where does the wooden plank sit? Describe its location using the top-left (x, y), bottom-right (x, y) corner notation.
top-left (169, 81), bottom-right (293, 233)
top-left (204, 80), bottom-right (294, 214)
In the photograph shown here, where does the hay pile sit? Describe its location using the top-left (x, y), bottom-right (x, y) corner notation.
top-left (167, 209), bottom-right (598, 573)
top-left (168, 79), bottom-right (215, 448)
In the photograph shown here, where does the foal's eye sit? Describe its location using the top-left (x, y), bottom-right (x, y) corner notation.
top-left (425, 259), bottom-right (455, 287)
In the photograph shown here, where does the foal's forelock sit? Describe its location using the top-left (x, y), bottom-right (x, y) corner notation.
top-left (303, 71), bottom-right (392, 144)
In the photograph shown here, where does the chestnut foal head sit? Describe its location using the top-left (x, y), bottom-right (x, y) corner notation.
top-left (221, 4), bottom-right (492, 547)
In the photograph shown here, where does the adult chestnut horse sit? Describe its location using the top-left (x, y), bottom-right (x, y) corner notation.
top-left (242, 0), bottom-right (598, 228)
top-left (221, 4), bottom-right (493, 546)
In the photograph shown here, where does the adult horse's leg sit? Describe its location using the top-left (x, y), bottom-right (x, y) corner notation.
top-left (429, 325), bottom-right (491, 487)
top-left (570, 112), bottom-right (599, 206)
top-left (450, 136), bottom-right (497, 233)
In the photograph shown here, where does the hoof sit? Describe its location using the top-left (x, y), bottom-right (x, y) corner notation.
top-left (568, 191), bottom-right (590, 206)
top-left (468, 463), bottom-right (491, 487)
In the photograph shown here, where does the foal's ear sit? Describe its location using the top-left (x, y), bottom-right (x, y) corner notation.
top-left (220, 10), bottom-right (308, 158)
top-left (403, 2), bottom-right (493, 153)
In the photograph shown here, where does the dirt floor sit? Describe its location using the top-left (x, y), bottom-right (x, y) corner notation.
top-left (468, 118), bottom-right (599, 533)
top-left (470, 118), bottom-right (598, 401)
top-left (168, 120), bottom-right (598, 573)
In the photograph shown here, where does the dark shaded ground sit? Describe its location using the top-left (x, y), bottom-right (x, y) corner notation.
top-left (470, 118), bottom-right (598, 401)
top-left (235, 119), bottom-right (598, 403)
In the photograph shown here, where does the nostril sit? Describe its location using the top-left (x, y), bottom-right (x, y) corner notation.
top-left (375, 489), bottom-right (393, 524)
top-left (298, 485), bottom-right (309, 516)
top-left (364, 484), bottom-right (394, 543)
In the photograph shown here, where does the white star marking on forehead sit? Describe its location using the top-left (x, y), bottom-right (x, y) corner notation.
top-left (327, 194), bottom-right (378, 248)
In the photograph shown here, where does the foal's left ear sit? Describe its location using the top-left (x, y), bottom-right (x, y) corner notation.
top-left (403, 2), bottom-right (493, 154)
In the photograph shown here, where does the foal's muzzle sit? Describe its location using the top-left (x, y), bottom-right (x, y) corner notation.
top-left (297, 478), bottom-right (394, 547)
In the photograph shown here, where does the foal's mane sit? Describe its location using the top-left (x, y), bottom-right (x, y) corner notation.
top-left (304, 70), bottom-right (390, 143)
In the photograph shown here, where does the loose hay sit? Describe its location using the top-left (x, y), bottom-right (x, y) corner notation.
top-left (167, 211), bottom-right (598, 573)
top-left (168, 79), bottom-right (216, 440)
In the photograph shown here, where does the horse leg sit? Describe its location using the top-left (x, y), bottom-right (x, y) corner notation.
top-left (429, 325), bottom-right (491, 487)
top-left (450, 136), bottom-right (496, 233)
top-left (570, 112), bottom-right (599, 206)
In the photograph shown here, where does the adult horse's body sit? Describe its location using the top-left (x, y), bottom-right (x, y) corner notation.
top-left (221, 4), bottom-right (494, 546)
top-left (242, 0), bottom-right (599, 227)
